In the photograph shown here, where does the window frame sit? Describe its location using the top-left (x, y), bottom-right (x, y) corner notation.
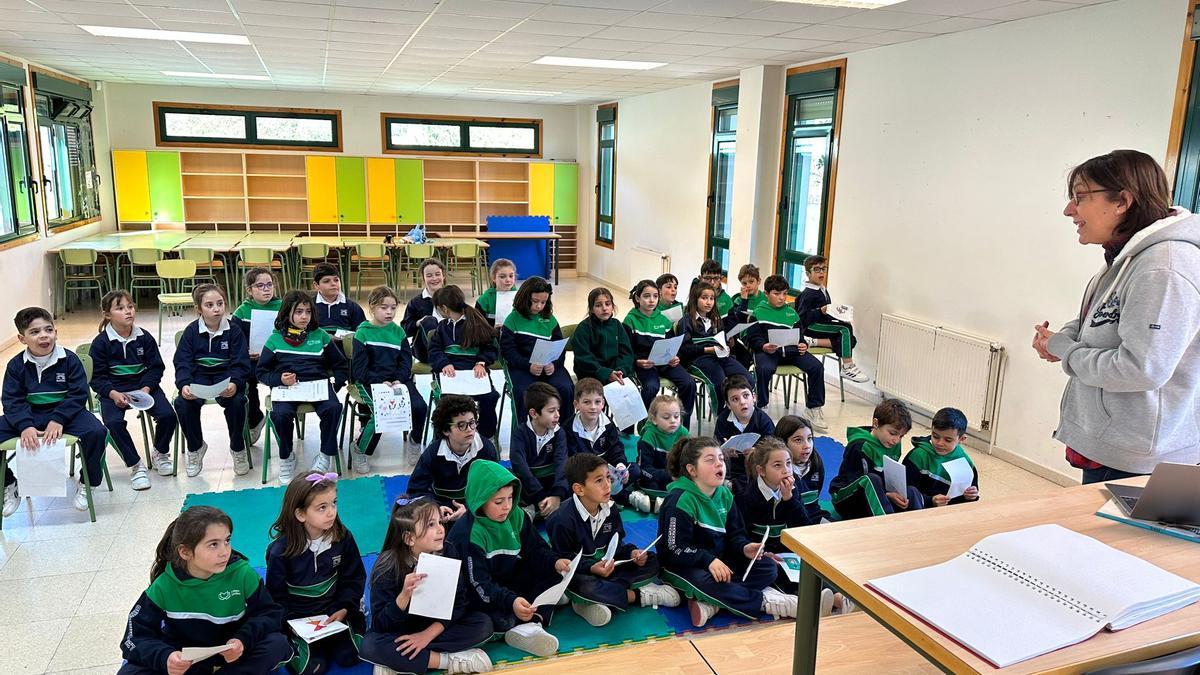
top-left (704, 94), bottom-right (737, 270)
top-left (380, 113), bottom-right (542, 158)
top-left (32, 67), bottom-right (101, 232)
top-left (153, 101), bottom-right (343, 152)
top-left (0, 74), bottom-right (37, 245)
top-left (595, 103), bottom-right (616, 249)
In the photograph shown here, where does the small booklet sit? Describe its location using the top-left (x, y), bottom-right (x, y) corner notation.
top-left (883, 456), bottom-right (907, 495)
top-left (370, 384), bottom-right (413, 433)
top-left (287, 615), bottom-right (350, 644)
top-left (272, 380), bottom-right (329, 402)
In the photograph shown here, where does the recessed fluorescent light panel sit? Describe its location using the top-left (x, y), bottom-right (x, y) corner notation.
top-left (81, 25), bottom-right (250, 45)
top-left (533, 56), bottom-right (665, 70)
top-left (162, 71), bottom-right (270, 81)
top-left (768, 0), bottom-right (906, 7)
top-left (471, 88), bottom-right (560, 96)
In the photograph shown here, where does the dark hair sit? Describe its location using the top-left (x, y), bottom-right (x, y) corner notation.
top-left (150, 505), bottom-right (233, 582)
top-left (15, 306), bottom-right (53, 334)
top-left (629, 279), bottom-right (658, 306)
top-left (574, 377), bottom-right (604, 401)
top-left (655, 273), bottom-right (679, 289)
top-left (269, 471), bottom-right (347, 558)
top-left (432, 394), bottom-right (478, 438)
top-left (276, 290), bottom-right (318, 333)
top-left (566, 452), bottom-right (607, 488)
top-left (419, 257), bottom-right (446, 278)
top-left (932, 407), bottom-right (968, 435)
top-left (586, 287), bottom-right (616, 321)
top-left (98, 289), bottom-right (135, 332)
top-left (737, 264), bottom-right (761, 281)
top-left (667, 436), bottom-right (720, 479)
top-left (242, 267), bottom-right (274, 289)
top-left (312, 262), bottom-right (339, 284)
top-left (524, 381), bottom-right (560, 415)
top-left (685, 281), bottom-right (722, 325)
top-left (699, 259), bottom-right (724, 277)
top-left (763, 275), bottom-right (789, 293)
top-left (803, 255), bottom-right (828, 272)
top-left (432, 285), bottom-right (495, 348)
top-left (874, 398), bottom-right (913, 432)
top-left (489, 258), bottom-right (515, 279)
top-left (1067, 150), bottom-right (1172, 253)
top-left (373, 497), bottom-right (443, 587)
top-left (745, 436), bottom-right (789, 480)
top-left (513, 275), bottom-right (553, 319)
top-left (191, 283), bottom-right (226, 307)
top-left (721, 374), bottom-right (754, 403)
top-left (775, 414), bottom-right (823, 476)
top-left (367, 285), bottom-right (400, 309)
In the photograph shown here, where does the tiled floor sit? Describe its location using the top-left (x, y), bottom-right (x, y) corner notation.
top-left (0, 273), bottom-right (1059, 674)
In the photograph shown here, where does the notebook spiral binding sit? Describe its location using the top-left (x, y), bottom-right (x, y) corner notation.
top-left (967, 548), bottom-right (1107, 623)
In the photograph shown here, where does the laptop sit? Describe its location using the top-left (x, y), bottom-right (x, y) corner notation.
top-left (1106, 463), bottom-right (1200, 528)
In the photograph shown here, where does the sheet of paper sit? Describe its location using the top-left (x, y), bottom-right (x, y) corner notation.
top-left (333, 328), bottom-right (354, 341)
top-left (180, 644), bottom-right (235, 661)
top-left (725, 323), bottom-right (753, 340)
top-left (777, 553), bottom-right (803, 584)
top-left (661, 305), bottom-right (683, 323)
top-left (943, 457), bottom-right (974, 499)
top-left (601, 533), bottom-right (620, 562)
top-left (189, 378), bottom-right (231, 400)
top-left (123, 390), bottom-right (154, 411)
top-left (827, 304), bottom-right (854, 323)
top-left (529, 338), bottom-right (568, 366)
top-left (713, 331), bottom-right (730, 358)
top-left (532, 550), bottom-right (582, 608)
top-left (440, 372), bottom-right (493, 396)
top-left (370, 384), bottom-right (413, 433)
top-left (615, 533), bottom-right (664, 566)
top-left (494, 290), bottom-right (516, 327)
top-left (721, 432), bottom-right (760, 454)
top-left (286, 615), bottom-right (349, 644)
top-left (883, 456), bottom-right (907, 495)
top-left (742, 527), bottom-right (772, 581)
top-left (272, 380), bottom-right (329, 402)
top-left (648, 334), bottom-right (684, 366)
top-left (409, 552), bottom-right (461, 621)
top-left (767, 328), bottom-right (801, 347)
top-left (248, 309), bottom-right (276, 354)
top-left (13, 439), bottom-right (69, 497)
top-left (603, 379), bottom-right (647, 430)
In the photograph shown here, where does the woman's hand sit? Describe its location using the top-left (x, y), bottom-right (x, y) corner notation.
top-left (708, 558), bottom-right (733, 583)
top-left (281, 372), bottom-right (298, 386)
top-left (1032, 322), bottom-right (1061, 362)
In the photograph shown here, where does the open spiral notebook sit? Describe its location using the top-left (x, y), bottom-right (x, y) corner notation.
top-left (867, 524), bottom-right (1200, 668)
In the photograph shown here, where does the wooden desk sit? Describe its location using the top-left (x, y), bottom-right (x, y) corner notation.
top-left (782, 478), bottom-right (1200, 674)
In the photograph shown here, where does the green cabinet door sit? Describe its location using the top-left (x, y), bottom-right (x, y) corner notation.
top-left (395, 159), bottom-right (424, 225)
top-left (553, 163), bottom-right (578, 224)
top-left (146, 151), bottom-right (183, 223)
top-left (335, 156), bottom-right (367, 223)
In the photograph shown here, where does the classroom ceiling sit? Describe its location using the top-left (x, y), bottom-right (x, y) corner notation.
top-left (1, 0), bottom-right (1111, 104)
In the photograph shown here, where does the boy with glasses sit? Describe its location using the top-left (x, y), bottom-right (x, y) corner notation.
top-left (793, 255), bottom-right (869, 383)
top-left (407, 394), bottom-right (499, 522)
top-left (697, 259), bottom-right (735, 318)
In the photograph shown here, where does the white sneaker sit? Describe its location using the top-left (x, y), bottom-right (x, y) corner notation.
top-left (840, 363), bottom-right (869, 383)
top-left (2, 482), bottom-right (19, 517)
top-left (248, 419), bottom-right (266, 446)
top-left (311, 453), bottom-right (333, 474)
top-left (571, 600), bottom-right (612, 627)
top-left (504, 622), bottom-right (558, 657)
top-left (762, 587), bottom-right (797, 619)
top-left (404, 438), bottom-right (423, 466)
top-left (372, 666), bottom-right (397, 675)
top-left (639, 582), bottom-right (681, 608)
top-left (278, 454), bottom-right (297, 484)
top-left (443, 647), bottom-right (493, 674)
top-left (130, 462), bottom-right (151, 491)
top-left (838, 595), bottom-right (856, 615)
top-left (232, 450), bottom-right (250, 476)
top-left (352, 451), bottom-right (370, 474)
top-left (820, 588), bottom-right (835, 617)
top-left (72, 481), bottom-right (90, 511)
top-left (185, 443), bottom-right (207, 477)
top-left (689, 598), bottom-right (719, 627)
top-left (151, 452), bottom-right (173, 476)
top-left (652, 495), bottom-right (662, 514)
top-left (629, 490), bottom-right (652, 514)
top-left (806, 407), bottom-right (828, 432)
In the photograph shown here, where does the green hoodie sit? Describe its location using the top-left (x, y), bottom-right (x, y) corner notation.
top-left (232, 297), bottom-right (283, 321)
top-left (638, 423), bottom-right (689, 455)
top-left (905, 438), bottom-right (975, 481)
top-left (844, 425), bottom-right (901, 472)
top-left (666, 476), bottom-right (733, 532)
top-left (465, 460), bottom-right (526, 557)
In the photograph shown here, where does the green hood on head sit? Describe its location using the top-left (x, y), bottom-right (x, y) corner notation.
top-left (465, 460), bottom-right (526, 557)
top-left (845, 425), bottom-right (901, 470)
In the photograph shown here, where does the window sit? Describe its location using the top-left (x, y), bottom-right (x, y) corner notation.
top-left (0, 79), bottom-right (35, 242)
top-left (382, 114), bottom-right (541, 157)
top-left (154, 102), bottom-right (342, 151)
top-left (705, 84), bottom-right (738, 271)
top-left (775, 63), bottom-right (844, 291)
top-left (33, 74), bottom-right (100, 229)
top-left (596, 104), bottom-right (616, 248)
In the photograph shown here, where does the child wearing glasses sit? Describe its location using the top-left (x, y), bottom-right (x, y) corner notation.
top-left (231, 268), bottom-right (281, 448)
top-left (792, 255), bottom-right (868, 383)
top-left (407, 395), bottom-right (499, 523)
top-left (697, 259), bottom-right (734, 318)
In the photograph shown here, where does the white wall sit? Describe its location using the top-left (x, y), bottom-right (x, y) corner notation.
top-left (103, 83), bottom-right (579, 160)
top-left (829, 0), bottom-right (1187, 477)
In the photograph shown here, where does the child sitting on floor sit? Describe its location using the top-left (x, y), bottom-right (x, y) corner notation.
top-left (904, 407), bottom-right (980, 507)
top-left (829, 399), bottom-right (925, 520)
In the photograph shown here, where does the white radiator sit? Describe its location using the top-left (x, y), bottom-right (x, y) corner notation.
top-left (876, 313), bottom-right (1006, 443)
top-left (630, 246), bottom-right (671, 279)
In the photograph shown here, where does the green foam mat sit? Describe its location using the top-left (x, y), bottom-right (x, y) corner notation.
top-left (182, 476), bottom-right (390, 568)
top-left (483, 604), bottom-right (675, 665)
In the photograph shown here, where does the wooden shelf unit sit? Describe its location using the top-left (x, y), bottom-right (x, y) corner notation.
top-left (180, 152), bottom-right (242, 175)
top-left (244, 153), bottom-right (305, 176)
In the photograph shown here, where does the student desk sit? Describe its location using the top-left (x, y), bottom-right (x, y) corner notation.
top-left (48, 232), bottom-right (196, 312)
top-left (292, 235), bottom-right (386, 285)
top-left (782, 477), bottom-right (1200, 674)
top-left (175, 231), bottom-right (248, 291)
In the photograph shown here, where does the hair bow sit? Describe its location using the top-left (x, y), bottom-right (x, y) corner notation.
top-left (305, 472), bottom-right (338, 484)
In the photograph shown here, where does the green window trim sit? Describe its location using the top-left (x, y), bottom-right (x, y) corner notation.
top-left (0, 80), bottom-right (36, 244)
top-left (706, 100), bottom-right (737, 271)
top-left (36, 90), bottom-right (101, 230)
top-left (382, 113), bottom-right (541, 157)
top-left (596, 104), bottom-right (616, 247)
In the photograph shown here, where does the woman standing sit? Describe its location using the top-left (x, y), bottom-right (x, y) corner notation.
top-left (1034, 149), bottom-right (1200, 484)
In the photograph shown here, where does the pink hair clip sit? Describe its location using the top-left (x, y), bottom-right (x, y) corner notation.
top-left (305, 472), bottom-right (338, 483)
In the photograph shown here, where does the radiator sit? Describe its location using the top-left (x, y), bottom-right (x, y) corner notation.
top-left (876, 313), bottom-right (1006, 444)
top-left (630, 246), bottom-right (671, 278)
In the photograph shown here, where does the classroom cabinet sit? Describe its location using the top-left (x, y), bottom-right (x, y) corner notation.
top-left (366, 158), bottom-right (396, 224)
top-left (306, 156), bottom-right (338, 223)
top-left (529, 163), bottom-right (554, 220)
top-left (113, 150), bottom-right (183, 224)
top-left (395, 159), bottom-right (424, 226)
top-left (334, 156), bottom-right (366, 223)
top-left (529, 162), bottom-right (578, 224)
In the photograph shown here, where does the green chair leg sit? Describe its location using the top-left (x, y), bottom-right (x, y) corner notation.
top-left (77, 443), bottom-right (97, 524)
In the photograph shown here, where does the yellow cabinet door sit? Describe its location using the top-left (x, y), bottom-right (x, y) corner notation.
top-left (113, 150), bottom-right (151, 222)
top-left (529, 162), bottom-right (554, 218)
top-left (306, 156), bottom-right (338, 223)
top-left (366, 157), bottom-right (396, 224)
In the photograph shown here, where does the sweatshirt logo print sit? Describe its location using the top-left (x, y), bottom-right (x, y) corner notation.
top-left (1090, 294), bottom-right (1121, 328)
top-left (217, 589), bottom-right (242, 601)
top-left (56, 373), bottom-right (66, 382)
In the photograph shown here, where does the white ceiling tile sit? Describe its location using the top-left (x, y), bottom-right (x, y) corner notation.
top-left (908, 16), bottom-right (998, 33)
top-left (855, 30), bottom-right (935, 45)
top-left (713, 18), bottom-right (808, 36)
top-left (568, 37), bottom-right (658, 52)
top-left (531, 5), bottom-right (638, 24)
top-left (331, 6), bottom-right (428, 22)
top-left (135, 0), bottom-right (234, 10)
top-left (426, 13), bottom-right (522, 30)
top-left (804, 41), bottom-right (874, 54)
top-left (245, 25), bottom-right (329, 40)
top-left (666, 32), bottom-right (759, 47)
top-left (331, 19), bottom-right (420, 35)
top-left (740, 4), bottom-right (860, 22)
top-left (547, 47), bottom-right (633, 58)
top-left (589, 26), bottom-right (686, 42)
top-left (438, 0), bottom-right (544, 19)
top-left (329, 29), bottom-right (415, 43)
top-left (828, 9), bottom-right (946, 30)
top-left (890, 0), bottom-right (1024, 15)
top-left (966, 1), bottom-right (1080, 21)
top-left (510, 20), bottom-right (606, 37)
top-left (652, 0), bottom-right (775, 18)
top-left (743, 36), bottom-right (829, 51)
top-left (137, 8), bottom-right (240, 24)
top-left (627, 42), bottom-right (721, 56)
top-left (490, 31), bottom-right (577, 47)
top-left (335, 0), bottom-right (438, 8)
top-left (617, 12), bottom-right (723, 31)
top-left (779, 24), bottom-right (881, 41)
top-left (238, 13), bottom-right (327, 29)
top-left (230, 0), bottom-right (332, 19)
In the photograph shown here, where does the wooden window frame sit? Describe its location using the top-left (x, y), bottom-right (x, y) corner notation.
top-left (381, 112), bottom-right (542, 158)
top-left (595, 103), bottom-right (617, 249)
top-left (1166, 2), bottom-right (1199, 194)
top-left (153, 101), bottom-right (343, 152)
